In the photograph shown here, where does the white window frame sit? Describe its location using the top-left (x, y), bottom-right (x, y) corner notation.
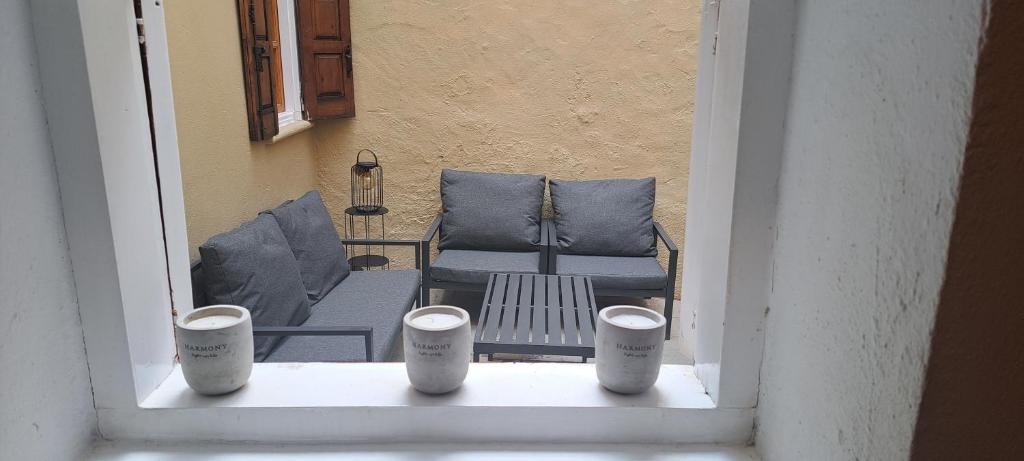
top-left (276, 0), bottom-right (303, 128)
top-left (34, 0), bottom-right (793, 444)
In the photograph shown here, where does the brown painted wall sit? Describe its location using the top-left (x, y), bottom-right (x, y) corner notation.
top-left (910, 1), bottom-right (1024, 458)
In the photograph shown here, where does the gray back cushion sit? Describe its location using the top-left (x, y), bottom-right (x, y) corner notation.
top-left (550, 178), bottom-right (657, 257)
top-left (199, 214), bottom-right (312, 361)
top-left (266, 191), bottom-right (349, 302)
top-left (439, 169), bottom-right (546, 251)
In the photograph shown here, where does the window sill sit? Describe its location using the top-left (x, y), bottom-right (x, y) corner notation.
top-left (96, 363), bottom-right (754, 444)
top-left (268, 120), bottom-right (313, 144)
top-left (141, 362), bottom-right (713, 409)
top-left (91, 442), bottom-right (761, 460)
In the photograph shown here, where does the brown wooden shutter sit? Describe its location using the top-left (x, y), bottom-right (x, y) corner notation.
top-left (237, 0), bottom-right (280, 141)
top-left (267, 3), bottom-right (286, 113)
top-left (296, 0), bottom-right (355, 119)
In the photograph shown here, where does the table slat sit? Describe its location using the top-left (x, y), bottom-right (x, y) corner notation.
top-left (515, 274), bottom-right (534, 342)
top-left (574, 276), bottom-right (596, 347)
top-left (546, 275), bottom-right (561, 345)
top-left (476, 273), bottom-right (497, 341)
top-left (531, 275), bottom-right (547, 344)
top-left (560, 275), bottom-right (579, 346)
top-left (481, 273), bottom-right (507, 342)
top-left (498, 274), bottom-right (521, 342)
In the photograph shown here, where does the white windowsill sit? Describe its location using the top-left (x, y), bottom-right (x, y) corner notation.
top-left (91, 442), bottom-right (760, 460)
top-left (100, 363), bottom-right (752, 444)
top-left (142, 362), bottom-right (714, 409)
top-left (268, 119), bottom-right (312, 144)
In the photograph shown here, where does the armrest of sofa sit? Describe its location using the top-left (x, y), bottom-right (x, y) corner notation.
top-left (654, 221), bottom-right (679, 272)
top-left (253, 326), bottom-right (374, 362)
top-left (546, 219), bottom-right (559, 273)
top-left (339, 238), bottom-right (423, 308)
top-left (653, 222), bottom-right (678, 253)
top-left (421, 215), bottom-right (442, 245)
top-left (539, 220), bottom-right (553, 273)
top-left (654, 222), bottom-right (679, 311)
top-left (339, 238), bottom-right (421, 271)
top-left (418, 216), bottom-right (442, 302)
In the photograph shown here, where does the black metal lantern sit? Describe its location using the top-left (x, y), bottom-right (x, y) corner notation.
top-left (351, 149), bottom-right (383, 212)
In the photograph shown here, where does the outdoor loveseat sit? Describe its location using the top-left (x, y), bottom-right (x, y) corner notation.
top-left (421, 170), bottom-right (678, 339)
top-left (191, 191), bottom-right (420, 362)
top-left (420, 169), bottom-right (550, 303)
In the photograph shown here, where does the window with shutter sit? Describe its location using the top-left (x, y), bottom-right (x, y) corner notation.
top-left (296, 0), bottom-right (355, 119)
top-left (237, 0), bottom-right (281, 141)
top-left (238, 0), bottom-right (354, 141)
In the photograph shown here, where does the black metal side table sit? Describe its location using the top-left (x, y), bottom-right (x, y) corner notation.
top-left (474, 273), bottom-right (598, 363)
top-left (343, 206), bottom-right (389, 270)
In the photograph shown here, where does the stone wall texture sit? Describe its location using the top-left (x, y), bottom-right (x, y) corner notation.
top-left (316, 0), bottom-right (699, 290)
top-left (167, 0), bottom-right (699, 293)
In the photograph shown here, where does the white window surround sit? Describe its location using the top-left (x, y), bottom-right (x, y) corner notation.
top-left (276, 0), bottom-right (303, 128)
top-left (31, 0), bottom-right (793, 445)
top-left (91, 443), bottom-right (760, 461)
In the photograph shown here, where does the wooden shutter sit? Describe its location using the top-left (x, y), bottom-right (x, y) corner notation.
top-left (296, 0), bottom-right (355, 119)
top-left (237, 0), bottom-right (280, 141)
top-left (267, 3), bottom-right (286, 113)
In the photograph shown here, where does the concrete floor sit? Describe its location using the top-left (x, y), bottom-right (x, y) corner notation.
top-left (391, 290), bottom-right (691, 365)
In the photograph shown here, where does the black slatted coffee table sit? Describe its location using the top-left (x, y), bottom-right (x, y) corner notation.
top-left (474, 273), bottom-right (598, 363)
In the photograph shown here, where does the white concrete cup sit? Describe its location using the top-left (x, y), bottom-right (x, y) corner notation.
top-left (175, 305), bottom-right (254, 395)
top-left (403, 305), bottom-right (472, 394)
top-left (596, 305), bottom-right (666, 394)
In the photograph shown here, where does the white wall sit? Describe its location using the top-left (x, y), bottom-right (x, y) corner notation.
top-left (755, 0), bottom-right (986, 459)
top-left (0, 1), bottom-right (98, 458)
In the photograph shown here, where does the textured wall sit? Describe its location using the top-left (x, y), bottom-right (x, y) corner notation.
top-left (0, 1), bottom-right (97, 457)
top-left (316, 0), bottom-right (699, 287)
top-left (911, 0), bottom-right (1024, 457)
top-left (755, 0), bottom-right (984, 460)
top-left (166, 0), bottom-right (320, 260)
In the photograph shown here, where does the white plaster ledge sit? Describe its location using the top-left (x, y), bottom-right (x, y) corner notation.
top-left (267, 120), bottom-right (313, 143)
top-left (97, 364), bottom-right (754, 444)
top-left (90, 442), bottom-right (760, 461)
top-left (141, 363), bottom-right (714, 409)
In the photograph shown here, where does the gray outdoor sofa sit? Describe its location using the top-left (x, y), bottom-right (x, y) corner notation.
top-left (191, 191), bottom-right (421, 362)
top-left (420, 170), bottom-right (678, 339)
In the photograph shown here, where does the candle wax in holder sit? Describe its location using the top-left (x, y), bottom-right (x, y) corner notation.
top-left (411, 312), bottom-right (462, 329)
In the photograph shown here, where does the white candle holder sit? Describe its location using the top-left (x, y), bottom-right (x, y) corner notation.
top-left (403, 305), bottom-right (472, 394)
top-left (596, 305), bottom-right (666, 394)
top-left (175, 305), bottom-right (254, 395)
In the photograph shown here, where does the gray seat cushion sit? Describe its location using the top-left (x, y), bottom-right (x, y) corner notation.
top-left (550, 178), bottom-right (657, 257)
top-left (266, 190), bottom-right (350, 303)
top-left (430, 250), bottom-right (540, 285)
top-left (439, 169), bottom-right (546, 251)
top-left (199, 214), bottom-right (311, 361)
top-left (555, 254), bottom-right (667, 291)
top-left (263, 270), bottom-right (420, 362)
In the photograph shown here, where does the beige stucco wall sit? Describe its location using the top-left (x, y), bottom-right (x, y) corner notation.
top-left (166, 0), bottom-right (698, 293)
top-left (166, 0), bottom-right (320, 260)
top-left (316, 0), bottom-right (699, 291)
